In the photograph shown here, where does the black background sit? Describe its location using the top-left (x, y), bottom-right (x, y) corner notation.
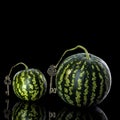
top-left (0, 6), bottom-right (119, 120)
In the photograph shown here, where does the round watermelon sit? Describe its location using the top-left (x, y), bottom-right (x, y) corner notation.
top-left (12, 68), bottom-right (47, 101)
top-left (56, 53), bottom-right (112, 107)
top-left (56, 106), bottom-right (108, 120)
top-left (12, 101), bottom-right (46, 120)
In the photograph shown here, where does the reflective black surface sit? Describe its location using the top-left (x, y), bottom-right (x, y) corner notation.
top-left (1, 94), bottom-right (111, 120)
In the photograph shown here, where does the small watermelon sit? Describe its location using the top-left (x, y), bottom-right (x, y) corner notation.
top-left (12, 101), bottom-right (46, 120)
top-left (9, 62), bottom-right (47, 101)
top-left (55, 45), bottom-right (112, 107)
top-left (56, 106), bottom-right (108, 120)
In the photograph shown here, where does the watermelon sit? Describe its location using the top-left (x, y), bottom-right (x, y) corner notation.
top-left (56, 106), bottom-right (108, 120)
top-left (12, 101), bottom-right (46, 120)
top-left (7, 62), bottom-right (47, 101)
top-left (55, 46), bottom-right (112, 107)
top-left (12, 68), bottom-right (47, 101)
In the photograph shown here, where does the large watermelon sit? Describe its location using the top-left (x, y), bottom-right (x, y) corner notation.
top-left (55, 46), bottom-right (112, 107)
top-left (9, 62), bottom-right (47, 101)
top-left (12, 101), bottom-right (46, 120)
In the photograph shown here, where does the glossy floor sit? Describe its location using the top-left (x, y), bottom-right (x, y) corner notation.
top-left (1, 91), bottom-right (113, 120)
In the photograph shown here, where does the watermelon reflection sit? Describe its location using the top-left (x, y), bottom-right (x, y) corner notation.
top-left (12, 101), bottom-right (47, 120)
top-left (56, 106), bottom-right (108, 120)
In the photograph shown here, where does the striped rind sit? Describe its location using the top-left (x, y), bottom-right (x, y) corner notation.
top-left (12, 68), bottom-right (47, 101)
top-left (56, 53), bottom-right (111, 107)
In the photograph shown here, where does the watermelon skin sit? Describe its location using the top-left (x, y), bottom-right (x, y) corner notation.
top-left (56, 106), bottom-right (108, 120)
top-left (12, 68), bottom-right (47, 101)
top-left (56, 53), bottom-right (112, 107)
top-left (12, 102), bottom-right (46, 120)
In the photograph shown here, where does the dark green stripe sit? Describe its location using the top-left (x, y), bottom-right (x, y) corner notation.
top-left (37, 70), bottom-right (46, 97)
top-left (96, 61), bottom-right (111, 93)
top-left (74, 61), bottom-right (86, 107)
top-left (82, 65), bottom-right (91, 107)
top-left (81, 63), bottom-right (89, 106)
top-left (79, 61), bottom-right (90, 106)
top-left (72, 66), bottom-right (82, 106)
top-left (14, 71), bottom-right (28, 100)
top-left (91, 63), bottom-right (101, 104)
top-left (85, 62), bottom-right (94, 106)
top-left (95, 62), bottom-right (106, 101)
top-left (33, 70), bottom-right (42, 97)
top-left (68, 60), bottom-right (85, 106)
top-left (28, 70), bottom-right (39, 100)
top-left (22, 70), bottom-right (31, 100)
top-left (83, 70), bottom-right (89, 106)
top-left (40, 72), bottom-right (47, 95)
top-left (89, 71), bottom-right (97, 105)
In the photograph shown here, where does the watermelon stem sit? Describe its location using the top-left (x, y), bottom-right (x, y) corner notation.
top-left (4, 62), bottom-right (28, 96)
top-left (8, 62), bottom-right (28, 77)
top-left (55, 45), bottom-right (90, 68)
